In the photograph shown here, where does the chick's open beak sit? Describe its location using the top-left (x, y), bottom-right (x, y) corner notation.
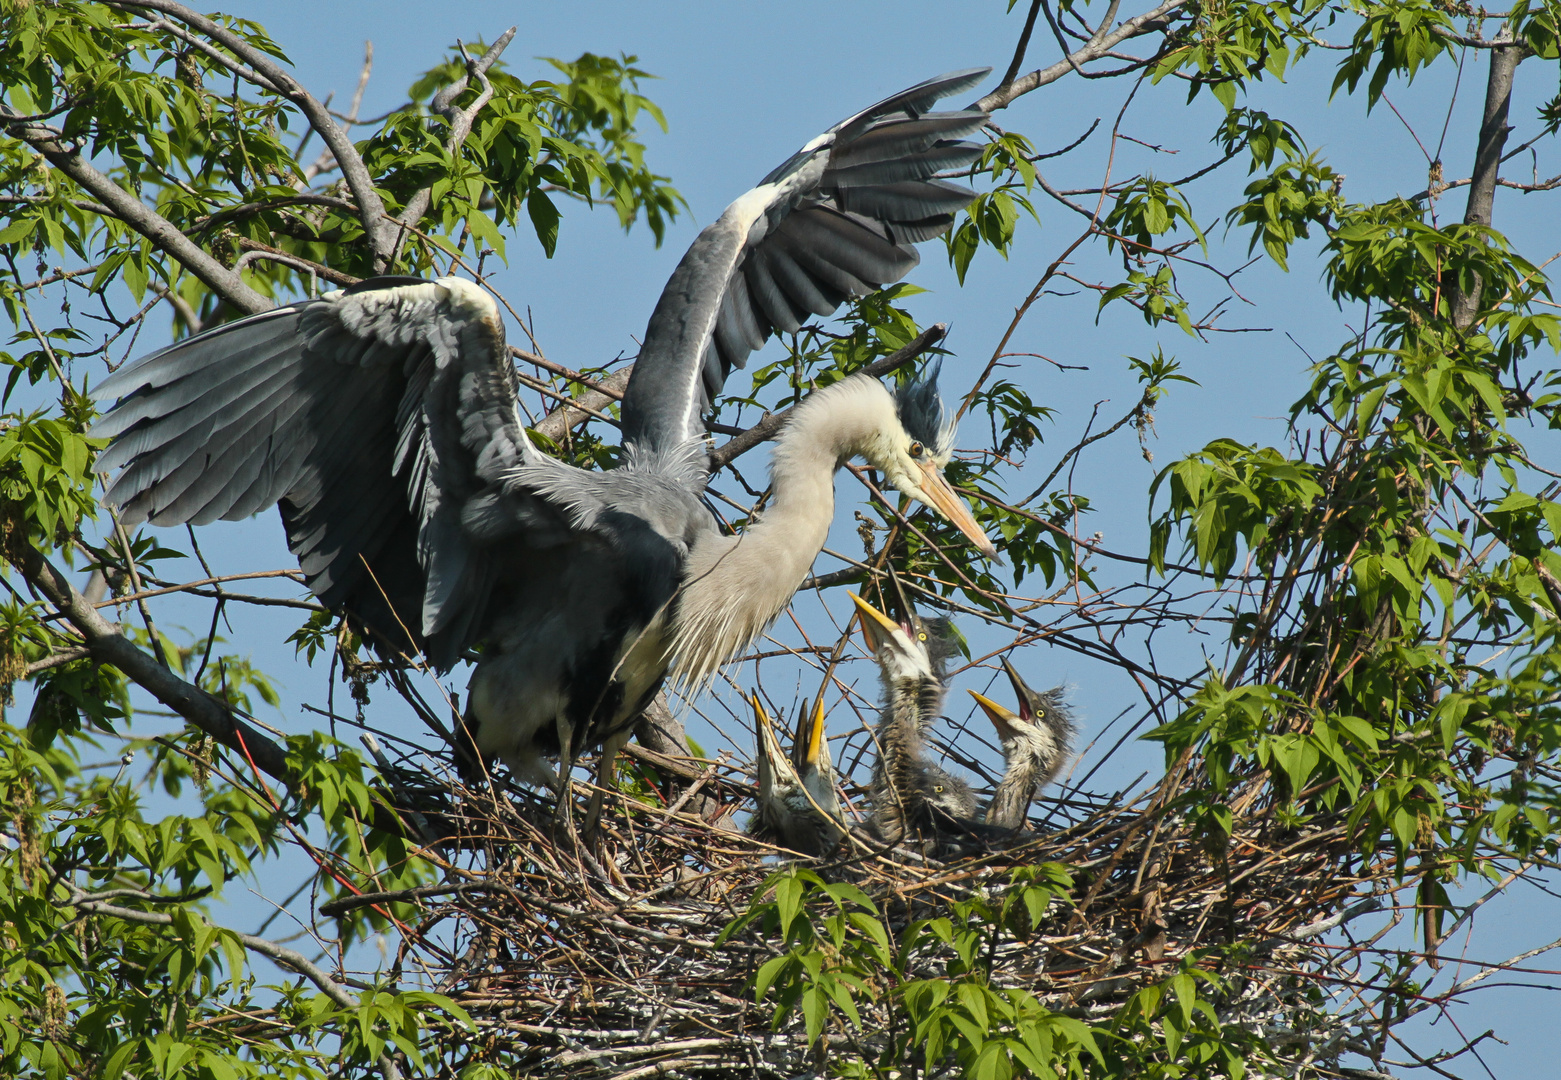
top-left (915, 460), bottom-right (1000, 562)
top-left (752, 694), bottom-right (789, 778)
top-left (849, 592), bottom-right (902, 655)
top-left (968, 688), bottom-right (1025, 740)
top-left (1000, 656), bottom-right (1037, 724)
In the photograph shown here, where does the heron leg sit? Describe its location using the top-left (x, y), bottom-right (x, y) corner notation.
top-left (582, 727), bottom-right (632, 836)
top-left (550, 717), bottom-right (583, 844)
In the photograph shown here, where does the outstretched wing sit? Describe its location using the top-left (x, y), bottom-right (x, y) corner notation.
top-left (91, 277), bottom-right (531, 669)
top-left (621, 68), bottom-right (992, 452)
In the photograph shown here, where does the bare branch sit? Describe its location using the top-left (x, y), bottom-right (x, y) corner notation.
top-left (976, 0), bottom-right (1188, 111)
top-left (534, 365), bottom-right (635, 444)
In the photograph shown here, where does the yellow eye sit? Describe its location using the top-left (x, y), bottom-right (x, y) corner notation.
top-left (909, 441), bottom-right (924, 458)
top-left (918, 632), bottom-right (927, 641)
top-left (933, 784), bottom-right (944, 793)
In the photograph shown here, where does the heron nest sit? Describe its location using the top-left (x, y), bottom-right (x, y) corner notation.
top-left (331, 734), bottom-right (1401, 1080)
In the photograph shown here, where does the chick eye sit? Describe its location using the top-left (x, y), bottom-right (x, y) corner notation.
top-left (918, 632), bottom-right (927, 641)
top-left (909, 441), bottom-right (924, 458)
top-left (933, 784), bottom-right (944, 793)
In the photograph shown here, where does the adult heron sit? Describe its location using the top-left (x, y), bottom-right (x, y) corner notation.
top-left (851, 594), bottom-right (978, 844)
top-left (749, 695), bottom-right (845, 856)
top-left (90, 68), bottom-right (999, 814)
top-left (968, 659), bottom-right (1075, 829)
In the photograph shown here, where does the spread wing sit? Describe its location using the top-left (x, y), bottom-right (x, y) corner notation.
top-left (91, 277), bottom-right (533, 669)
top-left (620, 68), bottom-right (992, 452)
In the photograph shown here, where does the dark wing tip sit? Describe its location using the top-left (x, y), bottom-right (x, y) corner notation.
top-left (860, 67), bottom-right (994, 123)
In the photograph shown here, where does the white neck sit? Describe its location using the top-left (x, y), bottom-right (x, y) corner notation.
top-left (670, 377), bottom-right (899, 687)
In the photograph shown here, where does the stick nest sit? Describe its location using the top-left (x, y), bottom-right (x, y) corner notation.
top-left (357, 753), bottom-right (1373, 1079)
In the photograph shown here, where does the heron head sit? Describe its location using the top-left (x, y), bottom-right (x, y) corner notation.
top-left (915, 761), bottom-right (978, 820)
top-left (793, 695), bottom-right (840, 807)
top-left (850, 592), bottom-right (935, 683)
top-left (969, 657), bottom-right (1074, 745)
top-left (873, 364), bottom-right (1000, 560)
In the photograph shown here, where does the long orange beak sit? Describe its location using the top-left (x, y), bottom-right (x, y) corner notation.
top-left (915, 460), bottom-right (1000, 561)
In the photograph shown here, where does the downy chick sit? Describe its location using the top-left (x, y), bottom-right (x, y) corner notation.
top-left (851, 594), bottom-right (977, 844)
top-left (750, 694), bottom-right (846, 856)
top-left (968, 657), bottom-right (1076, 829)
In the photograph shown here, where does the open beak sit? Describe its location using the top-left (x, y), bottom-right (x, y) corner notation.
top-left (1000, 656), bottom-right (1037, 724)
top-left (849, 592), bottom-right (902, 655)
top-left (968, 688), bottom-right (1026, 740)
top-left (916, 460), bottom-right (1000, 562)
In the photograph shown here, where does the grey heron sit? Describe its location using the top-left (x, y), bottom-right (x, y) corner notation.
top-left (968, 659), bottom-right (1075, 829)
top-left (749, 694), bottom-right (845, 856)
top-left (89, 68), bottom-right (999, 818)
top-left (850, 593), bottom-right (978, 843)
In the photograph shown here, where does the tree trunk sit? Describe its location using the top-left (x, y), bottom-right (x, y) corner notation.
top-left (1452, 33), bottom-right (1524, 329)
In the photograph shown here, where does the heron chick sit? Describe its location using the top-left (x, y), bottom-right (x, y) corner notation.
top-left (968, 658), bottom-right (1076, 829)
top-left (750, 694), bottom-right (845, 856)
top-left (850, 594), bottom-right (977, 843)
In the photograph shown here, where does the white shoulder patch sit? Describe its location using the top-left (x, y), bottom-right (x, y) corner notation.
top-left (799, 131), bottom-right (834, 154)
top-left (435, 277), bottom-right (499, 321)
top-left (722, 183), bottom-right (782, 245)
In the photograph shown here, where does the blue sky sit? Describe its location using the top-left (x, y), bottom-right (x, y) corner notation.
top-left (23, 2), bottom-right (1561, 1074)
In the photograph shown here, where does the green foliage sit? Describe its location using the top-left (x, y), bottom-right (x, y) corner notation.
top-left (722, 865), bottom-right (1271, 1078)
top-left (0, 411), bottom-right (99, 549)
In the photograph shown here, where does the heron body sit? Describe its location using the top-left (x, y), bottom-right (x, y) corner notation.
top-left (91, 69), bottom-right (998, 806)
top-left (969, 658), bottom-right (1076, 829)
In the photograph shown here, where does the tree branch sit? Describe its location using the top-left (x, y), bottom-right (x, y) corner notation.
top-left (109, 0), bottom-right (400, 270)
top-left (14, 543), bottom-right (292, 780)
top-left (532, 365), bottom-right (635, 444)
top-left (1, 105), bottom-right (272, 315)
top-left (1452, 31), bottom-right (1526, 328)
top-left (998, 0), bottom-right (1047, 91)
top-left (976, 0), bottom-right (1187, 111)
top-left (395, 30), bottom-right (517, 247)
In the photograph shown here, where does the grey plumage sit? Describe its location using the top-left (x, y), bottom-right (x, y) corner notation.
top-left (91, 72), bottom-right (998, 814)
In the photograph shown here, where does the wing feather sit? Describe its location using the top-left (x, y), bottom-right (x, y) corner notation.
top-left (92, 277), bottom-right (529, 669)
top-left (622, 70), bottom-right (990, 451)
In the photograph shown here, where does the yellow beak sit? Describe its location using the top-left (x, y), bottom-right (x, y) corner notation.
top-left (849, 592), bottom-right (902, 654)
top-left (752, 693), bottom-right (787, 773)
top-left (968, 687), bottom-right (1025, 740)
top-left (802, 695), bottom-right (828, 770)
top-left (915, 460), bottom-right (1000, 562)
